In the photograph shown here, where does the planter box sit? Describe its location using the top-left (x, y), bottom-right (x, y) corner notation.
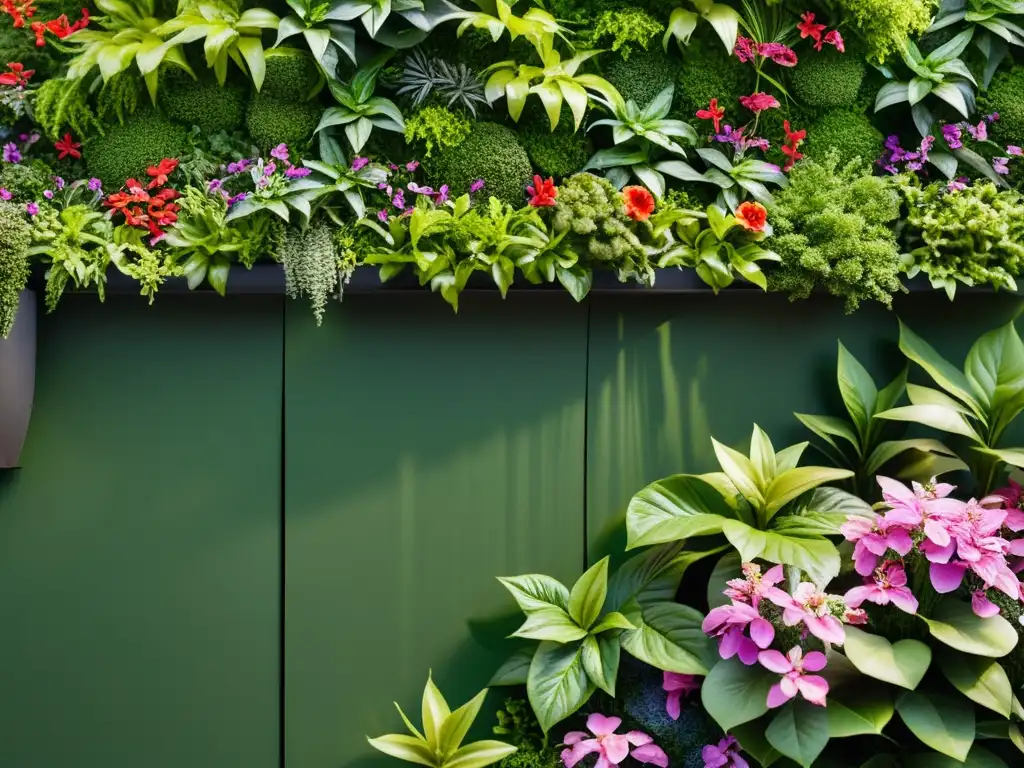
top-left (0, 290), bottom-right (35, 468)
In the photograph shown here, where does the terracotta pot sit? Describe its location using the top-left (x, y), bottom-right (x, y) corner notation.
top-left (0, 289), bottom-right (35, 468)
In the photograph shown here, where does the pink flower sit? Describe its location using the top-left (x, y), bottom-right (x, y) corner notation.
top-left (973, 590), bottom-right (1001, 618)
top-left (270, 143), bottom-right (289, 161)
top-left (351, 156), bottom-right (369, 171)
top-left (824, 29), bottom-right (844, 52)
top-left (757, 42), bottom-right (797, 66)
top-left (841, 515), bottom-right (913, 576)
top-left (770, 582), bottom-right (846, 645)
top-left (703, 602), bottom-right (775, 665)
top-left (702, 735), bottom-right (748, 768)
top-left (561, 714), bottom-right (668, 768)
top-left (739, 92), bottom-right (780, 113)
top-left (758, 647), bottom-right (829, 708)
top-left (733, 36), bottom-right (757, 63)
top-left (469, 178), bottom-right (486, 193)
top-left (662, 672), bottom-right (700, 720)
top-left (845, 561), bottom-right (919, 614)
top-left (723, 562), bottom-right (786, 607)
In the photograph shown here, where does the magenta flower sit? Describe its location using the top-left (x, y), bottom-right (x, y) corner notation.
top-left (3, 142), bottom-right (20, 163)
top-left (724, 562), bottom-right (786, 607)
top-left (942, 124), bottom-right (963, 149)
top-left (264, 162), bottom-right (277, 177)
top-left (758, 647), bottom-right (829, 708)
top-left (738, 92), bottom-right (780, 113)
top-left (406, 160), bottom-right (420, 172)
top-left (947, 177), bottom-right (968, 192)
top-left (757, 42), bottom-right (797, 66)
top-left (377, 209), bottom-right (388, 222)
top-left (392, 189), bottom-right (406, 210)
top-left (433, 184), bottom-right (449, 204)
top-left (703, 602), bottom-right (775, 665)
top-left (973, 590), bottom-right (1000, 618)
top-left (208, 178), bottom-right (224, 192)
top-left (968, 121), bottom-right (988, 141)
top-left (1008, 146), bottom-right (1022, 156)
top-left (351, 156), bottom-right (370, 171)
top-left (407, 182), bottom-right (434, 195)
top-left (662, 672), bottom-right (701, 720)
top-left (560, 714), bottom-right (668, 768)
top-left (0, 188), bottom-right (10, 200)
top-left (734, 36), bottom-right (757, 63)
top-left (53, 176), bottom-right (64, 190)
top-left (770, 582), bottom-right (846, 645)
top-left (845, 560), bottom-right (919, 614)
top-left (994, 157), bottom-right (1010, 175)
top-left (285, 166), bottom-right (311, 178)
top-left (702, 735), bottom-right (748, 768)
top-left (25, 201), bottom-right (37, 215)
top-left (470, 178), bottom-right (485, 193)
top-left (87, 178), bottom-right (101, 192)
top-left (841, 515), bottom-right (913, 576)
top-left (270, 143), bottom-right (289, 161)
top-left (42, 189), bottom-right (52, 199)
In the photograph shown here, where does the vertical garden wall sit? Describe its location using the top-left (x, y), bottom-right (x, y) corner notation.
top-left (1, 289), bottom-right (1020, 767)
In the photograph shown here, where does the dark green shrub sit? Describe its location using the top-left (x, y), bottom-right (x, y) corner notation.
top-left (0, 200), bottom-right (31, 337)
top-left (84, 110), bottom-right (190, 187)
top-left (674, 37), bottom-right (753, 120)
top-left (160, 70), bottom-right (247, 134)
top-left (428, 122), bottom-right (532, 205)
top-left (803, 110), bottom-right (883, 166)
top-left (791, 49), bottom-right (865, 110)
top-left (260, 50), bottom-right (321, 102)
top-left (520, 125), bottom-right (590, 178)
top-left (605, 46), bottom-right (678, 110)
top-left (984, 67), bottom-right (1024, 149)
top-left (245, 95), bottom-right (320, 152)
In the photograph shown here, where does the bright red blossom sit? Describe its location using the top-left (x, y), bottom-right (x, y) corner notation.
top-left (1, 0), bottom-right (35, 28)
top-left (735, 201), bottom-right (768, 232)
top-left (622, 186), bottom-right (655, 222)
top-left (0, 62), bottom-right (33, 87)
top-left (146, 158), bottom-right (178, 189)
top-left (104, 159), bottom-right (181, 244)
top-left (31, 8), bottom-right (88, 47)
top-left (824, 29), bottom-right (844, 53)
top-left (739, 92), bottom-right (780, 113)
top-left (54, 132), bottom-right (81, 160)
top-left (526, 175), bottom-right (557, 207)
top-left (696, 98), bottom-right (726, 133)
top-left (781, 120), bottom-right (807, 172)
top-left (797, 11), bottom-right (826, 44)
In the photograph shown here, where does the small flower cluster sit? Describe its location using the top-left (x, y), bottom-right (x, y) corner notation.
top-left (209, 145), bottom-right (309, 207)
top-left (842, 477), bottom-right (1024, 619)
top-left (734, 37), bottom-right (798, 67)
top-left (702, 735), bottom-right (747, 768)
top-left (781, 120), bottom-right (806, 171)
top-left (879, 134), bottom-right (935, 175)
top-left (26, 174), bottom-right (101, 215)
top-left (560, 713), bottom-right (668, 768)
top-left (103, 158), bottom-right (180, 244)
top-left (0, 0), bottom-right (34, 28)
top-left (703, 563), bottom-right (864, 708)
top-left (0, 62), bottom-right (32, 88)
top-left (714, 124), bottom-right (769, 154)
top-left (30, 8), bottom-right (88, 46)
top-left (370, 160), bottom-right (465, 222)
top-left (796, 11), bottom-right (844, 52)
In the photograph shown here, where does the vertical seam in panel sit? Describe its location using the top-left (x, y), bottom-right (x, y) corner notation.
top-left (582, 294), bottom-right (591, 570)
top-left (279, 296), bottom-right (287, 768)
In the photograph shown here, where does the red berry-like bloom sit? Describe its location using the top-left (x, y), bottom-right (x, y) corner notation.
top-left (735, 201), bottom-right (768, 232)
top-left (527, 175), bottom-right (558, 207)
top-left (622, 186), bottom-right (655, 222)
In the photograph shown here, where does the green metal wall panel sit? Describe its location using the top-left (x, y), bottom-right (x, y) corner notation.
top-left (283, 293), bottom-right (588, 768)
top-left (585, 292), bottom-right (1024, 563)
top-left (0, 295), bottom-right (282, 768)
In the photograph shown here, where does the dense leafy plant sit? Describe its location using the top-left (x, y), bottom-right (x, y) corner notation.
top-left (317, 56), bottom-right (405, 152)
top-left (0, 199), bottom-right (30, 336)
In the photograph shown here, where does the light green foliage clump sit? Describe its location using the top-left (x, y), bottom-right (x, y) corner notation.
top-left (260, 52), bottom-right (321, 102)
top-left (520, 125), bottom-right (590, 178)
top-left (831, 0), bottom-right (935, 62)
top-left (282, 221), bottom-right (338, 326)
top-left (674, 38), bottom-right (753, 119)
top-left (766, 153), bottom-right (904, 311)
top-left (404, 106), bottom-right (470, 158)
top-left (984, 67), bottom-right (1024, 149)
top-left (34, 78), bottom-right (102, 140)
top-left (606, 47), bottom-right (678, 110)
top-left (579, 9), bottom-right (664, 59)
top-left (96, 71), bottom-right (142, 126)
top-left (496, 744), bottom-right (560, 768)
top-left (0, 161), bottom-right (57, 201)
top-left (246, 94), bottom-right (320, 152)
top-left (803, 110), bottom-right (883, 166)
top-left (85, 110), bottom-right (189, 187)
top-left (0, 201), bottom-right (31, 337)
top-left (791, 49), bottom-right (865, 110)
top-left (429, 122), bottom-right (532, 206)
top-left (899, 179), bottom-right (1024, 295)
top-left (161, 70), bottom-right (247, 134)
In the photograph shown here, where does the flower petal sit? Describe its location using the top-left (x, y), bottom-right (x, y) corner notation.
top-left (665, 691), bottom-right (681, 721)
top-left (766, 681), bottom-right (793, 708)
top-left (630, 744), bottom-right (669, 768)
top-left (930, 561), bottom-right (967, 593)
top-left (972, 590), bottom-right (1001, 618)
top-left (757, 650), bottom-right (791, 674)
top-left (796, 674), bottom-right (829, 706)
top-left (750, 617), bottom-right (775, 649)
top-left (802, 651), bottom-right (828, 672)
top-left (586, 713), bottom-right (621, 738)
top-left (602, 733), bottom-right (630, 765)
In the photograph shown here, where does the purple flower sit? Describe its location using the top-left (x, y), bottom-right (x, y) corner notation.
top-left (17, 133), bottom-right (27, 142)
top-left (270, 143), bottom-right (289, 161)
top-left (377, 208), bottom-right (388, 222)
top-left (3, 143), bottom-right (20, 163)
top-left (994, 157), bottom-right (1010, 175)
top-left (702, 735), bottom-right (747, 768)
top-left (264, 162), bottom-right (277, 177)
top-left (88, 178), bottom-right (102, 192)
top-left (1008, 146), bottom-right (1022, 156)
top-left (53, 176), bottom-right (64, 190)
top-left (208, 178), bottom-right (224, 192)
top-left (227, 192), bottom-right (249, 206)
top-left (388, 163), bottom-right (399, 171)
top-left (25, 201), bottom-right (37, 215)
top-left (405, 160), bottom-right (419, 172)
top-left (919, 135), bottom-right (934, 163)
top-left (947, 177), bottom-right (968, 192)
top-left (42, 189), bottom-right (52, 199)
top-left (392, 189), bottom-right (406, 210)
top-left (968, 121), bottom-right (987, 141)
top-left (469, 178), bottom-right (485, 193)
top-left (351, 156), bottom-right (370, 171)
top-left (0, 188), bottom-right (10, 200)
top-left (988, 112), bottom-right (1000, 123)
top-left (907, 161), bottom-right (922, 171)
top-left (433, 184), bottom-right (449, 204)
top-left (407, 182), bottom-right (434, 195)
top-left (748, 137), bottom-right (770, 151)
top-left (285, 166), bottom-right (311, 178)
top-left (942, 124), bottom-right (962, 150)
top-left (226, 158), bottom-right (252, 175)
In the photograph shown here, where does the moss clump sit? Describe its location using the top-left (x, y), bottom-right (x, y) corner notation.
top-left (605, 46), bottom-right (678, 110)
top-left (0, 160), bottom-right (57, 201)
top-left (160, 69), bottom-right (247, 134)
top-left (0, 200), bottom-right (31, 337)
top-left (260, 51), bottom-right (321, 102)
top-left (674, 37), bottom-right (754, 120)
top-left (497, 743), bottom-right (561, 768)
top-left (404, 105), bottom-right (470, 158)
top-left (791, 48), bottom-right (865, 110)
top-left (579, 9), bottom-right (664, 59)
top-left (84, 110), bottom-right (189, 187)
top-left (245, 94), bottom-right (321, 152)
top-left (803, 110), bottom-right (883, 166)
top-left (984, 67), bottom-right (1024, 149)
top-left (428, 122), bottom-right (532, 206)
top-left (520, 125), bottom-right (590, 178)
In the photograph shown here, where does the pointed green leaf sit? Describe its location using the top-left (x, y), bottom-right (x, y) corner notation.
top-left (445, 741), bottom-right (518, 768)
top-left (497, 574), bottom-right (570, 612)
top-left (827, 687), bottom-right (894, 737)
top-left (511, 606), bottom-right (587, 643)
top-left (422, 672), bottom-right (450, 750)
top-left (763, 467), bottom-right (854, 520)
top-left (722, 520), bottom-right (840, 586)
top-left (765, 699), bottom-right (829, 768)
top-left (896, 689), bottom-right (975, 761)
top-left (489, 646), bottom-right (535, 686)
top-left (625, 474), bottom-right (735, 549)
top-left (899, 320), bottom-right (983, 416)
top-left (921, 600), bottom-right (1018, 657)
top-left (568, 557), bottom-right (609, 630)
top-left (939, 652), bottom-right (1012, 717)
top-left (620, 602), bottom-right (712, 675)
top-left (366, 733), bottom-right (435, 766)
top-left (527, 641), bottom-right (595, 733)
top-left (439, 688), bottom-right (488, 757)
top-left (712, 438), bottom-right (764, 507)
top-left (581, 633), bottom-right (619, 695)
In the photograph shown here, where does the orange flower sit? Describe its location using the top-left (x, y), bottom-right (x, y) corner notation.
top-left (622, 185), bottom-right (655, 222)
top-left (735, 201), bottom-right (767, 232)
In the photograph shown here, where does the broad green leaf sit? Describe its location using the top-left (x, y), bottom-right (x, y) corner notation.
top-left (967, 322), bottom-right (1024, 440)
top-left (607, 543), bottom-right (726, 611)
top-left (581, 633), bottom-right (619, 695)
top-left (712, 438), bottom-right (765, 506)
top-left (620, 602), bottom-right (711, 674)
top-left (899, 320), bottom-right (983, 417)
top-left (366, 733), bottom-right (435, 766)
top-left (439, 688), bottom-right (487, 757)
top-left (422, 672), bottom-right (451, 750)
top-left (590, 611), bottom-right (635, 634)
top-left (921, 600), bottom-right (1018, 657)
top-left (497, 574), bottom-right (570, 612)
top-left (874, 404), bottom-right (982, 442)
top-left (707, 550), bottom-right (743, 609)
top-left (703, 3), bottom-right (740, 51)
top-left (908, 383), bottom-right (976, 412)
top-left (511, 606), bottom-right (587, 643)
top-left (789, 487), bottom-right (875, 530)
top-left (939, 652), bottom-right (1012, 717)
top-left (489, 646), bottom-right (535, 686)
top-left (865, 438), bottom-right (959, 475)
top-left (730, 721), bottom-right (782, 767)
top-left (445, 741), bottom-right (519, 768)
top-left (776, 442), bottom-right (809, 473)
top-left (763, 466), bottom-right (854, 520)
top-left (765, 699), bottom-right (829, 767)
top-left (838, 341), bottom-right (877, 435)
top-left (527, 641), bottom-right (595, 733)
top-left (721, 519), bottom-right (840, 586)
top-left (827, 687), bottom-right (894, 737)
top-left (625, 474), bottom-right (735, 549)
top-left (568, 557), bottom-right (608, 630)
top-left (663, 7), bottom-right (698, 48)
top-left (842, 626), bottom-right (931, 689)
top-left (896, 689), bottom-right (975, 761)
top-left (701, 658), bottom-right (775, 732)
top-left (794, 413), bottom-right (859, 457)
top-left (911, 745), bottom-right (1008, 767)
top-left (876, 80), bottom-right (910, 111)
top-left (979, 447), bottom-right (1024, 469)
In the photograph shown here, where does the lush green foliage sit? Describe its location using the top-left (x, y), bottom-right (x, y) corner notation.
top-left (428, 122), bottom-right (532, 205)
top-left (84, 109), bottom-right (190, 186)
top-left (403, 105), bottom-right (470, 158)
top-left (802, 110), bottom-right (883, 166)
top-left (790, 49), bottom-right (865, 111)
top-left (160, 70), bottom-right (247, 134)
top-left (0, 200), bottom-right (30, 337)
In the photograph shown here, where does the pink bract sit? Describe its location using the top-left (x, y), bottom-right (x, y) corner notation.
top-left (662, 671), bottom-right (701, 720)
top-left (561, 714), bottom-right (667, 768)
top-left (758, 647), bottom-right (829, 708)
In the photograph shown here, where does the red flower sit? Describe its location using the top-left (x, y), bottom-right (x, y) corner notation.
top-left (734, 36), bottom-right (757, 63)
top-left (735, 201), bottom-right (768, 232)
top-left (146, 158), bottom-right (178, 189)
top-left (1, 0), bottom-right (36, 28)
top-left (797, 11), bottom-right (826, 44)
top-left (0, 62), bottom-right (33, 87)
top-left (782, 120), bottom-right (807, 172)
top-left (824, 29), bottom-right (845, 53)
top-left (622, 185), bottom-right (655, 222)
top-left (739, 92), bottom-right (780, 113)
top-left (54, 132), bottom-right (81, 159)
top-left (757, 42), bottom-right (797, 67)
top-left (696, 98), bottom-right (726, 133)
top-left (31, 8), bottom-right (88, 47)
top-left (527, 175), bottom-right (558, 207)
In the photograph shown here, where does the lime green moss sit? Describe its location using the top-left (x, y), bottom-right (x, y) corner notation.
top-left (0, 199), bottom-right (31, 338)
top-left (404, 106), bottom-right (470, 158)
top-left (428, 122), bottom-right (532, 206)
top-left (803, 110), bottom-right (883, 166)
top-left (791, 49), bottom-right (865, 110)
top-left (160, 70), bottom-right (247, 134)
top-left (0, 161), bottom-right (56, 201)
top-left (84, 110), bottom-right (190, 187)
top-left (246, 94), bottom-right (321, 152)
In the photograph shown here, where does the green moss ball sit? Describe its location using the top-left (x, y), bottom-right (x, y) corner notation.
top-left (260, 52), bottom-right (320, 102)
top-left (160, 70), bottom-right (247, 134)
top-left (803, 110), bottom-right (884, 166)
top-left (986, 67), bottom-right (1024, 148)
top-left (84, 110), bottom-right (189, 187)
top-left (428, 122), bottom-right (532, 206)
top-left (675, 37), bottom-right (754, 120)
top-left (605, 46), bottom-right (678, 109)
top-left (0, 160), bottom-right (55, 201)
top-left (521, 126), bottom-right (591, 178)
top-left (245, 94), bottom-right (321, 152)
top-left (791, 49), bottom-right (865, 110)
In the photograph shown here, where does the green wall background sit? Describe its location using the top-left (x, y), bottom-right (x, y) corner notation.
top-left (0, 288), bottom-right (1019, 767)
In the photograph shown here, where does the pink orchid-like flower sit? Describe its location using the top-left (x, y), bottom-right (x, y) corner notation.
top-left (561, 714), bottom-right (668, 768)
top-left (770, 582), bottom-right (846, 645)
top-left (738, 92), bottom-right (780, 113)
top-left (845, 560), bottom-right (919, 614)
top-left (662, 671), bottom-right (701, 720)
top-left (702, 734), bottom-right (748, 768)
top-left (841, 515), bottom-right (913, 576)
top-left (703, 602), bottom-right (774, 665)
top-left (724, 562), bottom-right (787, 607)
top-left (758, 647), bottom-right (829, 708)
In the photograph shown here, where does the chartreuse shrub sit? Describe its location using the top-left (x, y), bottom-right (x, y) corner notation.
top-left (802, 110), bottom-right (883, 166)
top-left (403, 105), bottom-right (470, 158)
top-left (767, 153), bottom-right (903, 312)
top-left (0, 200), bottom-right (31, 337)
top-left (428, 123), bottom-right (532, 206)
top-left (824, 0), bottom-right (935, 62)
top-left (160, 69), bottom-right (247, 134)
top-left (579, 9), bottom-right (664, 59)
top-left (84, 110), bottom-right (190, 187)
